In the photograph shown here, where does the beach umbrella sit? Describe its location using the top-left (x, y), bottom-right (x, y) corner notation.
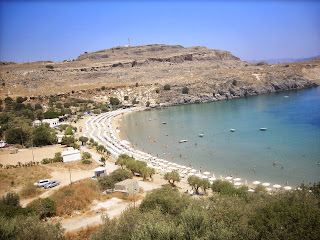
top-left (248, 189), bottom-right (255, 192)
top-left (202, 175), bottom-right (209, 179)
top-left (234, 178), bottom-right (241, 182)
top-left (179, 174), bottom-right (185, 178)
top-left (234, 182), bottom-right (242, 186)
top-left (190, 169), bottom-right (197, 173)
top-left (262, 182), bottom-right (270, 187)
top-left (225, 176), bottom-right (233, 180)
top-left (209, 177), bottom-right (216, 181)
top-left (253, 181), bottom-right (261, 185)
top-left (172, 163), bottom-right (178, 166)
top-left (266, 187), bottom-right (272, 192)
top-left (188, 172), bottom-right (195, 176)
top-left (180, 166), bottom-right (187, 169)
top-left (203, 171), bottom-right (210, 175)
top-left (284, 186), bottom-right (292, 191)
top-left (195, 173), bottom-right (202, 178)
top-left (273, 184), bottom-right (281, 189)
top-left (166, 170), bottom-right (172, 173)
top-left (181, 170), bottom-right (188, 174)
top-left (186, 167), bottom-right (192, 170)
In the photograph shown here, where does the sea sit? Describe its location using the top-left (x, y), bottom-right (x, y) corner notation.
top-left (121, 87), bottom-right (320, 187)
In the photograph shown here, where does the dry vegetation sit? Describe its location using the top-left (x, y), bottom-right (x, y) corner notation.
top-left (65, 225), bottom-right (101, 240)
top-left (0, 165), bottom-right (50, 196)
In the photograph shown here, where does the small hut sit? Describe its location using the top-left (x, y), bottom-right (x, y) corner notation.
top-left (93, 167), bottom-right (107, 178)
top-left (114, 179), bottom-right (139, 194)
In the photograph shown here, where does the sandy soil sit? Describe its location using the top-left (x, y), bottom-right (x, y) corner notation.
top-left (0, 145), bottom-right (68, 165)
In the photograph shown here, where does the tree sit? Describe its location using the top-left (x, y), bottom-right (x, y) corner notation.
top-left (61, 135), bottom-right (75, 147)
top-left (28, 198), bottom-right (56, 219)
top-left (139, 185), bottom-right (190, 215)
top-left (78, 136), bottom-right (88, 145)
top-left (16, 96), bottom-right (27, 104)
top-left (250, 192), bottom-right (320, 239)
top-left (182, 87), bottom-right (189, 94)
top-left (200, 179), bottom-right (211, 193)
top-left (163, 84), bottom-right (171, 90)
top-left (5, 127), bottom-right (27, 145)
top-left (96, 144), bottom-right (107, 154)
top-left (44, 110), bottom-right (59, 119)
top-left (0, 215), bottom-right (65, 240)
top-left (35, 109), bottom-right (44, 121)
top-left (188, 176), bottom-right (202, 194)
top-left (109, 97), bottom-right (120, 106)
top-left (34, 103), bottom-right (43, 110)
top-left (0, 192), bottom-right (20, 207)
top-left (164, 171), bottom-right (180, 187)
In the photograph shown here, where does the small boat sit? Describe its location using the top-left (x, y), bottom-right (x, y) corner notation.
top-left (284, 96), bottom-right (289, 98)
top-left (260, 128), bottom-right (267, 131)
top-left (162, 122), bottom-right (167, 124)
top-left (179, 140), bottom-right (187, 143)
top-left (198, 133), bottom-right (204, 137)
top-left (230, 129), bottom-right (235, 132)
top-left (150, 140), bottom-right (156, 143)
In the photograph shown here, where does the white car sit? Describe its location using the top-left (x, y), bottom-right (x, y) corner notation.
top-left (34, 179), bottom-right (50, 187)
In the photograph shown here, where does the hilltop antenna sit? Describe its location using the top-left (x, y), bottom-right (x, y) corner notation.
top-left (128, 38), bottom-right (130, 47)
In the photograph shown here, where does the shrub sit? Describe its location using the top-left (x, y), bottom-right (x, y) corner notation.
top-left (101, 86), bottom-right (106, 90)
top-left (0, 215), bottom-right (65, 239)
top-left (45, 65), bottom-right (54, 69)
top-left (82, 152), bottom-right (92, 160)
top-left (41, 158), bottom-right (51, 164)
top-left (20, 182), bottom-right (39, 198)
top-left (98, 169), bottom-right (133, 190)
top-left (155, 88), bottom-right (160, 93)
top-left (52, 152), bottom-right (62, 163)
top-left (82, 159), bottom-right (92, 165)
top-left (182, 87), bottom-right (189, 94)
top-left (163, 84), bottom-right (171, 90)
top-left (0, 192), bottom-right (20, 207)
top-left (28, 198), bottom-right (56, 219)
top-left (232, 79), bottom-right (237, 86)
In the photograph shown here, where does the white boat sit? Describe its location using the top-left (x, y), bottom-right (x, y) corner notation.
top-left (230, 129), bottom-right (235, 132)
top-left (260, 128), bottom-right (267, 131)
top-left (198, 133), bottom-right (204, 137)
top-left (179, 140), bottom-right (187, 143)
top-left (162, 122), bottom-right (167, 124)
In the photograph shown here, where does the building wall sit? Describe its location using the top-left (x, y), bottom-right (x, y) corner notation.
top-left (62, 152), bottom-right (81, 162)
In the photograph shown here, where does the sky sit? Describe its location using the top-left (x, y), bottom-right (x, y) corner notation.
top-left (0, 0), bottom-right (319, 62)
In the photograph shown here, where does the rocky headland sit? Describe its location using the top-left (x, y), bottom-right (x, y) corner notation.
top-left (1, 44), bottom-right (319, 107)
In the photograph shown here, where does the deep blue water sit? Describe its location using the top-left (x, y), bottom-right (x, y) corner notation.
top-left (122, 87), bottom-right (320, 187)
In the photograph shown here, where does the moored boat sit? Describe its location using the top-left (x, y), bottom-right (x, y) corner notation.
top-left (260, 128), bottom-right (267, 131)
top-left (179, 139), bottom-right (187, 143)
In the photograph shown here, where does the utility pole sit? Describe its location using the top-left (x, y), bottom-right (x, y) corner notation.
top-left (128, 37), bottom-right (130, 47)
top-left (69, 167), bottom-right (72, 184)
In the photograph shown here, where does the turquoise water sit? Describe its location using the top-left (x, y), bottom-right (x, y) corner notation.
top-left (121, 87), bottom-right (320, 187)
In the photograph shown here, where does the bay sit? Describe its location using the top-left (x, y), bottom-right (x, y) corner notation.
top-left (121, 87), bottom-right (320, 187)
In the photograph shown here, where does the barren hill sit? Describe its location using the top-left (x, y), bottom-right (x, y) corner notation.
top-left (0, 44), bottom-right (319, 107)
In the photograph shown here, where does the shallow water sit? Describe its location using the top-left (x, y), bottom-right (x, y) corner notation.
top-left (121, 87), bottom-right (320, 187)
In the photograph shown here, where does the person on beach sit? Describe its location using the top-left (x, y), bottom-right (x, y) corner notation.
top-left (199, 167), bottom-right (202, 173)
top-left (253, 166), bottom-right (256, 172)
top-left (273, 161), bottom-right (277, 166)
top-left (286, 180), bottom-right (288, 186)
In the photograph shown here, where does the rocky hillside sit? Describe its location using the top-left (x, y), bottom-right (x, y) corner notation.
top-left (0, 44), bottom-right (319, 107)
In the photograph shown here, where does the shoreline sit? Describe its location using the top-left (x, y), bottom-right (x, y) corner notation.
top-left (91, 107), bottom-right (296, 192)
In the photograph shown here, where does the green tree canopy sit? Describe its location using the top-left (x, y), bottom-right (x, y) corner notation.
top-left (164, 171), bottom-right (180, 187)
top-left (33, 124), bottom-right (57, 146)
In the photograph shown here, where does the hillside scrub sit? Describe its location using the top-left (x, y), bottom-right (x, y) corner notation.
top-left (91, 185), bottom-right (320, 240)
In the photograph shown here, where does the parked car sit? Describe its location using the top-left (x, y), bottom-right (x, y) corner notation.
top-left (34, 179), bottom-right (50, 187)
top-left (44, 180), bottom-right (60, 189)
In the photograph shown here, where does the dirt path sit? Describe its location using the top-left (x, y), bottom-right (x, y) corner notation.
top-left (60, 199), bottom-right (142, 231)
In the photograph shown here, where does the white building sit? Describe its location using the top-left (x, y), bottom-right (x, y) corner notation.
top-left (114, 179), bottom-right (139, 194)
top-left (32, 118), bottom-right (60, 128)
top-left (62, 147), bottom-right (81, 162)
top-left (93, 167), bottom-right (107, 178)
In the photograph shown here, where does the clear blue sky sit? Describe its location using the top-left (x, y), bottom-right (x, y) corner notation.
top-left (0, 0), bottom-right (319, 62)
